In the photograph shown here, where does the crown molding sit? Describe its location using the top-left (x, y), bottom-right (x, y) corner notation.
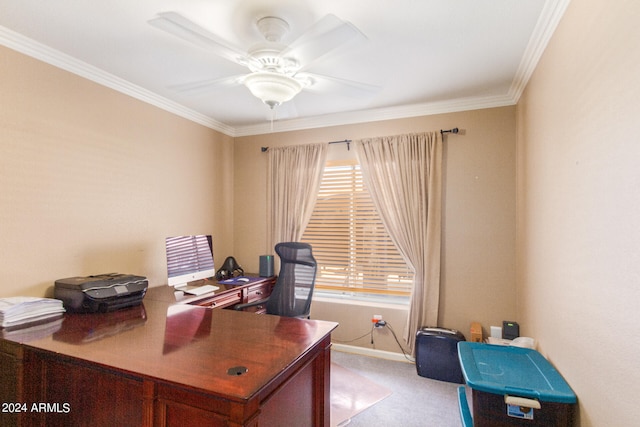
top-left (233, 94), bottom-right (517, 137)
top-left (508, 0), bottom-right (572, 101)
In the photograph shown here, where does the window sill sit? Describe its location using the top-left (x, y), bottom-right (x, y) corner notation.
top-left (312, 292), bottom-right (409, 309)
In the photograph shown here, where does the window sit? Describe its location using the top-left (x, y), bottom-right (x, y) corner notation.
top-left (301, 160), bottom-right (413, 301)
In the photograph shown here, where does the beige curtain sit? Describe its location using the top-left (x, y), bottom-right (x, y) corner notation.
top-left (354, 132), bottom-right (442, 354)
top-left (267, 143), bottom-right (328, 248)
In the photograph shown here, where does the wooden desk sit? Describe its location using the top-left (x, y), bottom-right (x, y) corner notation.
top-left (0, 285), bottom-right (337, 427)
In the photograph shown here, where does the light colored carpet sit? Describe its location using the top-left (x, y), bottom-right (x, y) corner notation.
top-left (331, 350), bottom-right (463, 427)
top-left (331, 362), bottom-right (392, 427)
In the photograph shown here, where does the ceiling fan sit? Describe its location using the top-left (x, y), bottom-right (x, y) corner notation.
top-left (148, 11), bottom-right (377, 112)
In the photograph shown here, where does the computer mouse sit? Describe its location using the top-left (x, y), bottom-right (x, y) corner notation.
top-left (237, 277), bottom-right (250, 283)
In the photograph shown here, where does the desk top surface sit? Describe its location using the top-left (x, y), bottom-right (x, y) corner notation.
top-left (6, 287), bottom-right (337, 401)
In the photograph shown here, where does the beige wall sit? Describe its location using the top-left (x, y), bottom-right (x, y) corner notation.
top-left (516, 0), bottom-right (640, 425)
top-left (234, 107), bottom-right (516, 352)
top-left (0, 45), bottom-right (234, 297)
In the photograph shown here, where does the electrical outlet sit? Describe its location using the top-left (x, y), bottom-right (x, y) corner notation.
top-left (371, 314), bottom-right (383, 324)
top-left (375, 320), bottom-right (386, 328)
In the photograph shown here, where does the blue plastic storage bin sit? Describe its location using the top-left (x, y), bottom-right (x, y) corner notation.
top-left (457, 342), bottom-right (576, 426)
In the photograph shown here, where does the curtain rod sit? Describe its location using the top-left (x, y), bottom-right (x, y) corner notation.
top-left (261, 139), bottom-right (351, 152)
top-left (328, 139), bottom-right (352, 150)
top-left (260, 129), bottom-right (458, 152)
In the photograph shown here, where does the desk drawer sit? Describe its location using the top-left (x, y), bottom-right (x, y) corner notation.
top-left (246, 282), bottom-right (272, 303)
top-left (191, 290), bottom-right (242, 309)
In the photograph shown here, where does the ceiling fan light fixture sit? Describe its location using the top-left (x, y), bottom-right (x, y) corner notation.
top-left (243, 72), bottom-right (303, 108)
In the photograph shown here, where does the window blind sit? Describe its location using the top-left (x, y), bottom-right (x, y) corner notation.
top-left (301, 160), bottom-right (414, 297)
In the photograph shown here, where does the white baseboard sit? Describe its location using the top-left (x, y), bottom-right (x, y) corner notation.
top-left (331, 343), bottom-right (415, 364)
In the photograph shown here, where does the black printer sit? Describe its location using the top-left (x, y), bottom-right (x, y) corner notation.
top-left (54, 273), bottom-right (148, 313)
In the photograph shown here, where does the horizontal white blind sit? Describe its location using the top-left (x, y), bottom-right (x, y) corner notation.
top-left (302, 161), bottom-right (413, 297)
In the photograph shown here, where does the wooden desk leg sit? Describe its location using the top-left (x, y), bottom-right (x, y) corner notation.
top-left (142, 380), bottom-right (157, 427)
top-left (315, 338), bottom-right (332, 427)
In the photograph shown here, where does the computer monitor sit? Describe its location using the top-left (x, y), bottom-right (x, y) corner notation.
top-left (165, 235), bottom-right (215, 288)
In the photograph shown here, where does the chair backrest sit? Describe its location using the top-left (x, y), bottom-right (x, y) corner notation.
top-left (266, 242), bottom-right (317, 318)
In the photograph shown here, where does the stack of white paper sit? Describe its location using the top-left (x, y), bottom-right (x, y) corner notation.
top-left (0, 297), bottom-right (66, 328)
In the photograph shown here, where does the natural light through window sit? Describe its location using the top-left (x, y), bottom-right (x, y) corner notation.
top-left (301, 160), bottom-right (413, 302)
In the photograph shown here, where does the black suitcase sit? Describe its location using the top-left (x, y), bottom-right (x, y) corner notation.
top-left (415, 327), bottom-right (466, 383)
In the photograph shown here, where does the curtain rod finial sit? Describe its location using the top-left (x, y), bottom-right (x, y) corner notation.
top-left (261, 147), bottom-right (269, 152)
top-left (440, 127), bottom-right (459, 135)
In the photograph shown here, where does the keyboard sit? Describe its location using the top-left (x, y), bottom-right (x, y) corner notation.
top-left (181, 284), bottom-right (219, 296)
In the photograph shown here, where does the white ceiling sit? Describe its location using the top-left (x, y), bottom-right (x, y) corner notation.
top-left (0, 0), bottom-right (569, 137)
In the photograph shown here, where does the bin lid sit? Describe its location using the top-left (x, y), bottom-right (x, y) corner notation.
top-left (458, 342), bottom-right (576, 403)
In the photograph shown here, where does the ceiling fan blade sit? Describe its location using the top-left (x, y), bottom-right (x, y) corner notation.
top-left (280, 14), bottom-right (366, 72)
top-left (149, 12), bottom-right (251, 67)
top-left (168, 75), bottom-right (246, 95)
top-left (300, 73), bottom-right (380, 98)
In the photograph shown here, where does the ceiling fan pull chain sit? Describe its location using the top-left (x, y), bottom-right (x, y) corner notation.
top-left (270, 108), bottom-right (275, 132)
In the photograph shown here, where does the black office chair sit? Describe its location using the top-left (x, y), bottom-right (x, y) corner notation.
top-left (235, 242), bottom-right (317, 318)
